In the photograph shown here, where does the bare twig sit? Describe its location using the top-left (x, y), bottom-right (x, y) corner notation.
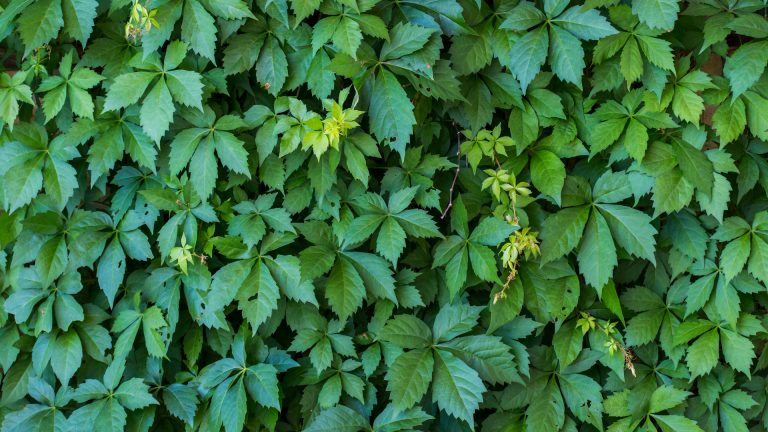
top-left (493, 152), bottom-right (503, 170)
top-left (591, 317), bottom-right (637, 377)
top-left (441, 131), bottom-right (462, 220)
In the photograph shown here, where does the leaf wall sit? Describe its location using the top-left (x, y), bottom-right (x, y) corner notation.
top-left (0, 0), bottom-right (767, 431)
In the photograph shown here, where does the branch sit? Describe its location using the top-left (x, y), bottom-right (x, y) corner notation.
top-left (441, 131), bottom-right (462, 220)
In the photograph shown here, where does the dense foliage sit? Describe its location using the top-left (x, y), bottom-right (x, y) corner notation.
top-left (1, 0), bottom-right (768, 430)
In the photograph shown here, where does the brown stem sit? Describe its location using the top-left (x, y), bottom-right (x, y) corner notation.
top-left (592, 318), bottom-right (636, 377)
top-left (441, 131), bottom-right (462, 220)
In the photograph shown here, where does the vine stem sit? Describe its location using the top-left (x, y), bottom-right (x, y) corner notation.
top-left (592, 318), bottom-right (637, 377)
top-left (440, 131), bottom-right (463, 220)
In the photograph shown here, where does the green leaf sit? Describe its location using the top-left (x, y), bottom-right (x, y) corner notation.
top-left (500, 2), bottom-right (545, 32)
top-left (433, 304), bottom-right (482, 343)
top-left (432, 349), bottom-right (485, 425)
top-left (380, 315), bottom-right (433, 349)
top-left (577, 210), bottom-right (617, 288)
top-left (541, 206), bottom-right (590, 263)
top-left (255, 36), bottom-right (288, 95)
top-left (96, 238), bottom-right (125, 307)
top-left (386, 348), bottom-right (434, 410)
top-left (597, 204), bottom-right (657, 263)
top-left (17, 0), bottom-right (63, 57)
top-left (631, 0), bottom-right (679, 30)
top-left (36, 235), bottom-right (67, 288)
top-left (51, 329), bottom-right (82, 385)
top-left (381, 22), bottom-right (433, 61)
top-left (653, 170), bottom-right (694, 216)
top-left (140, 79), bottom-right (175, 143)
top-left (509, 26), bottom-right (548, 93)
top-left (376, 217), bottom-right (407, 265)
top-left (103, 72), bottom-right (156, 112)
top-left (488, 278), bottom-right (524, 333)
top-left (720, 328), bottom-right (754, 376)
top-left (549, 26), bottom-right (585, 87)
top-left (469, 217), bottom-right (516, 246)
top-left (620, 38), bottom-right (643, 84)
top-left (114, 378), bottom-right (157, 409)
top-left (531, 150), bottom-right (566, 204)
top-left (304, 406), bottom-right (369, 432)
top-left (163, 384), bottom-right (198, 425)
top-left (649, 385), bottom-right (690, 413)
top-left (325, 258), bottom-right (366, 321)
top-left (724, 41), bottom-right (768, 99)
top-left (202, 0), bottom-right (254, 19)
top-left (239, 261), bottom-right (280, 332)
top-left (671, 138), bottom-right (714, 195)
top-left (651, 414), bottom-right (705, 432)
top-left (319, 376), bottom-right (342, 406)
top-left (748, 234), bottom-right (768, 283)
top-left (166, 70), bottom-right (204, 111)
top-left (333, 17), bottom-right (363, 59)
top-left (189, 137), bottom-right (217, 199)
top-left (685, 329), bottom-right (719, 378)
top-left (182, 0), bottom-right (217, 62)
top-left (369, 69), bottom-right (415, 157)
top-left (553, 320), bottom-right (583, 368)
top-left (625, 309), bottom-right (665, 346)
top-left (62, 0), bottom-right (97, 45)
top-left (623, 118), bottom-right (649, 161)
top-left (721, 234), bottom-right (750, 282)
top-left (214, 132), bottom-right (250, 176)
top-left (441, 335), bottom-right (518, 385)
top-left (712, 98), bottom-right (747, 145)
top-left (291, 0), bottom-right (321, 22)
top-left (245, 363), bottom-right (280, 409)
top-left (525, 378), bottom-right (565, 432)
top-left (637, 35), bottom-right (675, 72)
top-left (372, 404), bottom-right (432, 432)
top-left (221, 379), bottom-right (247, 432)
top-left (554, 7), bottom-right (617, 40)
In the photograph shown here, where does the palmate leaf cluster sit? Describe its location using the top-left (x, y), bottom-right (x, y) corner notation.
top-left (1, 0), bottom-right (768, 431)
